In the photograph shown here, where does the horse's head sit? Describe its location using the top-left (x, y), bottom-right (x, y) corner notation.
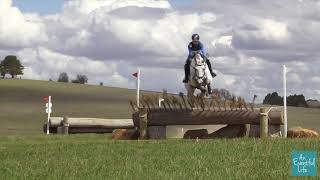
top-left (194, 53), bottom-right (205, 66)
top-left (194, 66), bottom-right (206, 82)
top-left (190, 53), bottom-right (206, 84)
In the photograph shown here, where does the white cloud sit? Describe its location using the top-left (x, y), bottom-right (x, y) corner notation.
top-left (212, 36), bottom-right (232, 47)
top-left (287, 73), bottom-right (302, 84)
top-left (47, 8), bottom-right (217, 60)
top-left (0, 0), bottom-right (47, 48)
top-left (15, 47), bottom-right (130, 87)
top-left (63, 0), bottom-right (171, 14)
top-left (311, 76), bottom-right (320, 83)
top-left (1, 0), bottom-right (320, 102)
top-left (259, 19), bottom-right (289, 41)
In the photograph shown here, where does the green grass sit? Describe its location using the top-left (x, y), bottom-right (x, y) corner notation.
top-left (0, 135), bottom-right (319, 179)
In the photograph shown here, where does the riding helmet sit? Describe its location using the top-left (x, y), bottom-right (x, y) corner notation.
top-left (192, 34), bottom-right (200, 41)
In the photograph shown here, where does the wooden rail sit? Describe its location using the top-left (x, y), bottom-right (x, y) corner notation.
top-left (49, 117), bottom-right (134, 129)
top-left (132, 109), bottom-right (283, 126)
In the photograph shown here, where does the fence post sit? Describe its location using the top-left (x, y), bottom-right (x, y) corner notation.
top-left (244, 124), bottom-right (251, 137)
top-left (260, 108), bottom-right (268, 138)
top-left (57, 116), bottom-right (69, 135)
top-left (139, 108), bottom-right (148, 139)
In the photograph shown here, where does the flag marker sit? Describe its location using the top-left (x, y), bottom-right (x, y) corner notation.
top-left (283, 65), bottom-right (288, 137)
top-left (132, 69), bottom-right (140, 107)
top-left (44, 96), bottom-right (52, 135)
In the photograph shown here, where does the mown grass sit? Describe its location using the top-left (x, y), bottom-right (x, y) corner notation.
top-left (0, 135), bottom-right (319, 179)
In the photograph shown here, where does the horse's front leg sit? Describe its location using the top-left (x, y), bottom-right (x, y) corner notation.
top-left (205, 77), bottom-right (213, 95)
top-left (185, 83), bottom-right (195, 98)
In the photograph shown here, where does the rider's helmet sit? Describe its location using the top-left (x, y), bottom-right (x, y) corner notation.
top-left (192, 34), bottom-right (200, 41)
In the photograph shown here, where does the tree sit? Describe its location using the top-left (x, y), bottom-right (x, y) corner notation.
top-left (263, 92), bottom-right (283, 105)
top-left (0, 63), bottom-right (5, 78)
top-left (72, 74), bottom-right (88, 84)
top-left (1, 55), bottom-right (24, 78)
top-left (263, 92), bottom-right (307, 107)
top-left (58, 72), bottom-right (69, 82)
top-left (287, 94), bottom-right (307, 107)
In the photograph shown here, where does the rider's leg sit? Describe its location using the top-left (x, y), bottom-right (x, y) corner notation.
top-left (183, 59), bottom-right (191, 83)
top-left (207, 83), bottom-right (212, 94)
top-left (206, 59), bottom-right (216, 77)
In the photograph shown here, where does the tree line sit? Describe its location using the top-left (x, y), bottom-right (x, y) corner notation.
top-left (263, 92), bottom-right (308, 107)
top-left (0, 55), bottom-right (89, 84)
top-left (57, 72), bottom-right (88, 84)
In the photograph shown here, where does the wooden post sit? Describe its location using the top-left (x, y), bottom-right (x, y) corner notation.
top-left (244, 124), bottom-right (251, 137)
top-left (57, 116), bottom-right (69, 135)
top-left (139, 108), bottom-right (148, 139)
top-left (260, 108), bottom-right (268, 138)
top-left (62, 116), bottom-right (69, 135)
top-left (148, 126), bottom-right (166, 139)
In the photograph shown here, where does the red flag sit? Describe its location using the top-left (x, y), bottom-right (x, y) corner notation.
top-left (43, 96), bottom-right (49, 103)
top-left (132, 72), bottom-right (138, 78)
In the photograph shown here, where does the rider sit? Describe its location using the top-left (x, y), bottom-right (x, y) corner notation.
top-left (183, 34), bottom-right (216, 84)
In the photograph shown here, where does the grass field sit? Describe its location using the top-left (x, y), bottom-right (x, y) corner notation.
top-left (0, 135), bottom-right (319, 179)
top-left (0, 79), bottom-right (320, 135)
top-left (0, 79), bottom-right (136, 135)
top-left (0, 79), bottom-right (319, 179)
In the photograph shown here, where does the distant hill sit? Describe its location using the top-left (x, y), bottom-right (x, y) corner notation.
top-left (0, 79), bottom-right (138, 135)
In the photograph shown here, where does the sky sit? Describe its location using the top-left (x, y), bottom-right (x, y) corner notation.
top-left (12, 0), bottom-right (193, 14)
top-left (12, 0), bottom-right (64, 14)
top-left (1, 0), bottom-right (320, 102)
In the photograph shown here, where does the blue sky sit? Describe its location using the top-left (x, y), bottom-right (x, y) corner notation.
top-left (13, 0), bottom-right (193, 14)
top-left (13, 0), bottom-right (64, 14)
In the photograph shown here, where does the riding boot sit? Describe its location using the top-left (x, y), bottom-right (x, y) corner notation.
top-left (206, 59), bottom-right (216, 78)
top-left (183, 60), bottom-right (191, 83)
top-left (207, 84), bottom-right (212, 94)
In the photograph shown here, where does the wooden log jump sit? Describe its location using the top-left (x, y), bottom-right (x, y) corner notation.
top-left (50, 117), bottom-right (134, 128)
top-left (45, 117), bottom-right (134, 134)
top-left (43, 124), bottom-right (114, 134)
top-left (133, 107), bottom-right (283, 139)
